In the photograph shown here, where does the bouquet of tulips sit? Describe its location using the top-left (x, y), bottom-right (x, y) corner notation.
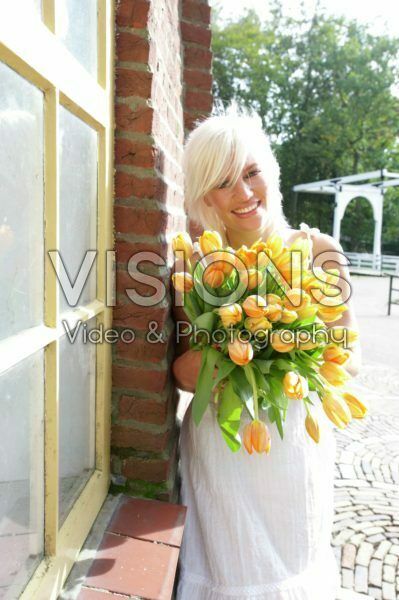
top-left (171, 229), bottom-right (368, 455)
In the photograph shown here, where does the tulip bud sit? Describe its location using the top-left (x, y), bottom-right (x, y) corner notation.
top-left (242, 295), bottom-right (267, 318)
top-left (342, 392), bottom-right (368, 419)
top-left (228, 338), bottom-right (253, 366)
top-left (172, 232), bottom-right (194, 258)
top-left (265, 303), bottom-right (283, 322)
top-left (322, 391), bottom-right (352, 428)
top-left (199, 230), bottom-right (223, 255)
top-left (319, 361), bottom-right (351, 386)
top-left (218, 303), bottom-right (242, 328)
top-left (305, 413), bottom-right (320, 443)
top-left (283, 371), bottom-right (309, 400)
top-left (244, 315), bottom-right (272, 334)
top-left (171, 272), bottom-right (194, 293)
top-left (247, 268), bottom-right (264, 290)
top-left (243, 419), bottom-right (271, 454)
top-left (270, 330), bottom-right (295, 353)
top-left (203, 264), bottom-right (224, 288)
top-left (280, 309), bottom-right (298, 324)
top-left (323, 344), bottom-right (350, 365)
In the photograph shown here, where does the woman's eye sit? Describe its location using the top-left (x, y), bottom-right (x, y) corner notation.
top-left (218, 180), bottom-right (230, 189)
top-left (245, 169), bottom-right (261, 179)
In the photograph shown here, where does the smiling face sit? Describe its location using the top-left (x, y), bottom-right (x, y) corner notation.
top-left (203, 153), bottom-right (269, 239)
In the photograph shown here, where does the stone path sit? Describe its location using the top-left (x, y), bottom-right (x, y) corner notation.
top-left (334, 363), bottom-right (399, 600)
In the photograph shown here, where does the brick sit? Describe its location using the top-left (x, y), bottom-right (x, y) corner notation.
top-left (115, 268), bottom-right (169, 303)
top-left (184, 68), bottom-right (213, 91)
top-left (369, 558), bottom-right (382, 587)
top-left (116, 335), bottom-right (170, 363)
top-left (122, 456), bottom-right (171, 482)
top-left (118, 394), bottom-right (174, 424)
top-left (116, 0), bottom-right (150, 29)
top-left (116, 68), bottom-right (153, 98)
top-left (182, 1), bottom-right (211, 24)
top-left (114, 172), bottom-right (166, 200)
top-left (116, 31), bottom-right (150, 63)
top-left (115, 205), bottom-right (169, 236)
top-left (184, 46), bottom-right (212, 70)
top-left (185, 90), bottom-right (213, 112)
top-left (115, 238), bottom-right (169, 263)
top-left (113, 303), bottom-right (169, 331)
top-left (115, 103), bottom-right (154, 134)
top-left (111, 424), bottom-right (170, 452)
top-left (181, 22), bottom-right (211, 47)
top-left (115, 138), bottom-right (156, 168)
top-left (113, 364), bottom-right (168, 393)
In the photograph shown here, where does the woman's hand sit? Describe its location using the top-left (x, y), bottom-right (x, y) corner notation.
top-left (172, 348), bottom-right (219, 394)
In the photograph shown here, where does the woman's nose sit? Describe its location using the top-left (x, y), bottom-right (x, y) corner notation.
top-left (233, 178), bottom-right (252, 201)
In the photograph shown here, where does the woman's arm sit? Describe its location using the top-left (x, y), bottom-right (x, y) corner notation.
top-left (311, 232), bottom-right (362, 378)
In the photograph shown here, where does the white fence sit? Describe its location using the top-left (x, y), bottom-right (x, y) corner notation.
top-left (345, 252), bottom-right (399, 274)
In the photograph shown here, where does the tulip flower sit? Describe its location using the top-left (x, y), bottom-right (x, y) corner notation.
top-left (323, 344), bottom-right (350, 365)
top-left (243, 419), bottom-right (271, 454)
top-left (244, 315), bottom-right (272, 334)
top-left (322, 391), bottom-right (352, 428)
top-left (283, 288), bottom-right (311, 311)
top-left (296, 303), bottom-right (319, 320)
top-left (280, 308), bottom-right (298, 324)
top-left (247, 268), bottom-right (264, 290)
top-left (236, 245), bottom-right (258, 268)
top-left (305, 413), bottom-right (320, 443)
top-left (199, 230), bottom-right (223, 254)
top-left (264, 303), bottom-right (283, 322)
top-left (203, 264), bottom-right (224, 288)
top-left (270, 330), bottom-right (295, 353)
top-left (171, 272), bottom-right (194, 293)
top-left (210, 250), bottom-right (235, 275)
top-left (342, 392), bottom-right (368, 419)
top-left (317, 295), bottom-right (348, 323)
top-left (228, 338), bottom-right (253, 366)
top-left (218, 303), bottom-right (242, 328)
top-left (319, 361), bottom-right (350, 386)
top-left (283, 371), bottom-right (309, 400)
top-left (265, 293), bottom-right (282, 305)
top-left (327, 327), bottom-right (359, 348)
top-left (242, 295), bottom-right (267, 318)
top-left (172, 232), bottom-right (194, 258)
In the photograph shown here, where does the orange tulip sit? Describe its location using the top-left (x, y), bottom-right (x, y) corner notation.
top-left (280, 308), bottom-right (298, 324)
top-left (242, 295), bottom-right (267, 318)
top-left (171, 272), bottom-right (194, 293)
top-left (323, 344), bottom-right (350, 365)
top-left (264, 303), bottom-right (282, 322)
top-left (283, 288), bottom-right (311, 311)
top-left (209, 250), bottom-right (235, 275)
top-left (342, 392), bottom-right (368, 419)
top-left (283, 371), bottom-right (309, 400)
top-left (243, 419), bottom-right (271, 454)
top-left (244, 315), bottom-right (272, 334)
top-left (247, 268), bottom-right (264, 290)
top-left (228, 338), bottom-right (253, 366)
top-left (203, 264), bottom-right (224, 288)
top-left (270, 330), bottom-right (295, 353)
top-left (305, 413), bottom-right (320, 443)
top-left (236, 245), bottom-right (258, 268)
top-left (218, 303), bottom-right (242, 328)
top-left (317, 295), bottom-right (348, 323)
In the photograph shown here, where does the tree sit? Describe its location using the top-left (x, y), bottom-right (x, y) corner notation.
top-left (212, 3), bottom-right (399, 252)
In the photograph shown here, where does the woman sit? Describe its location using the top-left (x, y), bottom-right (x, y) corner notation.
top-left (172, 107), bottom-right (361, 599)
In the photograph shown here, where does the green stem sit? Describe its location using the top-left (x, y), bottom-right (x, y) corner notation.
top-left (245, 364), bottom-right (259, 421)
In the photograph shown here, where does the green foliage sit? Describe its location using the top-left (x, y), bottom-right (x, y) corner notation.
top-left (212, 3), bottom-right (399, 249)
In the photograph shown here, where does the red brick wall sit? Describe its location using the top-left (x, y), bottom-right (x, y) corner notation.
top-left (112, 0), bottom-right (213, 501)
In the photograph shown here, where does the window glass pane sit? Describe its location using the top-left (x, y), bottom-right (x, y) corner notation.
top-left (59, 318), bottom-right (96, 525)
top-left (57, 0), bottom-right (98, 77)
top-left (59, 106), bottom-right (97, 314)
top-left (0, 62), bottom-right (44, 341)
top-left (0, 351), bottom-right (44, 598)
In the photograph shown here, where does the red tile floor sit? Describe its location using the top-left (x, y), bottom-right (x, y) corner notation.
top-left (65, 495), bottom-right (186, 600)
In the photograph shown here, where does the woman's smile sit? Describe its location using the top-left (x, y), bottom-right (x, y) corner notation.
top-left (232, 200), bottom-right (262, 217)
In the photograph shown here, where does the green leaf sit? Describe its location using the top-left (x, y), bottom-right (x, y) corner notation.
top-left (253, 358), bottom-right (274, 374)
top-left (217, 380), bottom-right (243, 452)
top-left (212, 358), bottom-right (236, 388)
top-left (230, 366), bottom-right (255, 420)
top-left (193, 311), bottom-right (217, 333)
top-left (192, 347), bottom-right (220, 426)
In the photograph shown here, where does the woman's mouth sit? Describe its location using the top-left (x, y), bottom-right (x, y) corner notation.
top-left (232, 200), bottom-right (261, 218)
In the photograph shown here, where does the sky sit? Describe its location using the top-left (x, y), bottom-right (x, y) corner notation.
top-left (210, 0), bottom-right (399, 38)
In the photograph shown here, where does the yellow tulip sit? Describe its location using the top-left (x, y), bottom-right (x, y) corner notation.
top-left (242, 295), bottom-right (267, 318)
top-left (289, 236), bottom-right (311, 263)
top-left (218, 303), bottom-right (242, 328)
top-left (283, 371), bottom-right (309, 399)
top-left (342, 392), bottom-right (368, 419)
top-left (247, 268), bottom-right (264, 290)
top-left (319, 361), bottom-right (350, 386)
top-left (283, 288), bottom-right (311, 311)
top-left (296, 303), bottom-right (319, 320)
top-left (203, 264), bottom-right (224, 288)
top-left (317, 295), bottom-right (348, 323)
top-left (305, 413), bottom-right (320, 443)
top-left (266, 232), bottom-right (284, 259)
top-left (210, 250), bottom-right (235, 275)
top-left (198, 230), bottom-right (223, 254)
top-left (244, 315), bottom-right (272, 333)
top-left (322, 391), bottom-right (352, 428)
top-left (265, 293), bottom-right (282, 305)
top-left (243, 419), bottom-right (271, 454)
top-left (236, 245), bottom-right (258, 268)
top-left (323, 344), bottom-right (350, 365)
top-left (270, 330), bottom-right (295, 353)
top-left (280, 308), bottom-right (298, 324)
top-left (227, 338), bottom-right (253, 366)
top-left (172, 232), bottom-right (194, 258)
top-left (328, 327), bottom-right (359, 348)
top-left (171, 272), bottom-right (194, 293)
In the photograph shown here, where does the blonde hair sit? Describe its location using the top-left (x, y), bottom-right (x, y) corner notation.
top-left (183, 103), bottom-right (289, 245)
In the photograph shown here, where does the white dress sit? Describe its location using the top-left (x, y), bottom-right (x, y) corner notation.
top-left (176, 397), bottom-right (340, 600)
top-left (176, 224), bottom-right (340, 600)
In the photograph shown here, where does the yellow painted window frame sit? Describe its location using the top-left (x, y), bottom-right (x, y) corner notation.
top-left (0, 1), bottom-right (114, 598)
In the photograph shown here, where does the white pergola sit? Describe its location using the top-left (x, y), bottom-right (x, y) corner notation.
top-left (293, 169), bottom-right (399, 256)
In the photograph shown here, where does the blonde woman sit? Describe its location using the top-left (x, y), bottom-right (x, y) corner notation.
top-left (172, 107), bottom-right (361, 599)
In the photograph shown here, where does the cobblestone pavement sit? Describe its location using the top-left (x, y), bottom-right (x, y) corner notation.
top-left (334, 363), bottom-right (399, 600)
